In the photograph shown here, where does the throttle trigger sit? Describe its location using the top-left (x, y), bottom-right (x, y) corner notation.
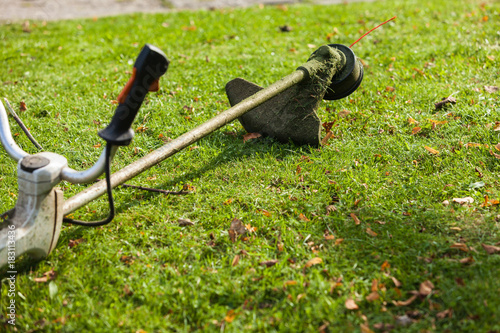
top-left (117, 68), bottom-right (137, 104)
top-left (149, 79), bottom-right (160, 92)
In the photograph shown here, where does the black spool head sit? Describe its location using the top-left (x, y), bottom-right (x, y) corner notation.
top-left (324, 44), bottom-right (364, 100)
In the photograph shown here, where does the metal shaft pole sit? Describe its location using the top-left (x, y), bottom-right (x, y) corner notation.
top-left (63, 70), bottom-right (306, 215)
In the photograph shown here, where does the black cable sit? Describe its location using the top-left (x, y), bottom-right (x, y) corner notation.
top-left (63, 144), bottom-right (115, 226)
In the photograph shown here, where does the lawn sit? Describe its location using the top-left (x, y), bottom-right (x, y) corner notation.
top-left (0, 0), bottom-right (499, 331)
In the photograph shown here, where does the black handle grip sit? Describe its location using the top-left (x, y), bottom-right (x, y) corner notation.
top-left (98, 44), bottom-right (169, 145)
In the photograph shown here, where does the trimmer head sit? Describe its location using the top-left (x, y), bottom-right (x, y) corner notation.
top-left (226, 44), bottom-right (363, 146)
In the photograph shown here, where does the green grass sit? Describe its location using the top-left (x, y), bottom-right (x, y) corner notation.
top-left (1, 0), bottom-right (499, 331)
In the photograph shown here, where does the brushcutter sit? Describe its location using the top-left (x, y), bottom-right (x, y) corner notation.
top-left (0, 42), bottom-right (363, 268)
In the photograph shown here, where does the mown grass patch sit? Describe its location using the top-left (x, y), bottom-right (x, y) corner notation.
top-left (1, 0), bottom-right (499, 331)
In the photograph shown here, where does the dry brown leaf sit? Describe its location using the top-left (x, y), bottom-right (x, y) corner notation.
top-left (228, 218), bottom-right (246, 243)
top-left (393, 295), bottom-right (417, 306)
top-left (284, 280), bottom-right (298, 287)
top-left (326, 205), bottom-right (337, 215)
top-left (366, 228), bottom-right (378, 237)
top-left (242, 132), bottom-right (262, 142)
top-left (459, 257), bottom-right (475, 264)
top-left (298, 213), bottom-right (310, 222)
top-left (68, 238), bottom-right (85, 249)
top-left (419, 280), bottom-right (434, 296)
top-left (350, 213), bottom-right (361, 225)
top-left (360, 323), bottom-right (374, 333)
top-left (232, 255), bottom-right (240, 267)
top-left (484, 86), bottom-right (499, 93)
top-left (260, 259), bottom-right (279, 267)
top-left (225, 309), bottom-right (236, 323)
top-left (338, 110), bottom-right (351, 118)
top-left (373, 323), bottom-right (395, 331)
top-left (20, 100), bottom-right (27, 111)
top-left (245, 224), bottom-right (257, 233)
top-left (436, 308), bottom-right (453, 319)
top-left (452, 197), bottom-right (474, 205)
top-left (257, 209), bottom-right (271, 217)
top-left (391, 276), bottom-right (402, 287)
top-left (324, 235), bottom-right (335, 240)
top-left (424, 146), bottom-right (439, 155)
top-left (495, 143), bottom-right (500, 151)
top-left (385, 86), bottom-right (395, 92)
top-left (345, 298), bottom-right (359, 310)
top-left (451, 243), bottom-right (469, 252)
top-left (33, 269), bottom-right (57, 283)
top-left (178, 218), bottom-right (195, 226)
top-left (304, 257), bottom-right (323, 268)
top-left (481, 243), bottom-right (500, 254)
top-left (335, 238), bottom-right (344, 245)
top-left (366, 291), bottom-right (380, 302)
top-left (466, 142), bottom-right (482, 148)
top-left (411, 126), bottom-right (422, 135)
top-left (434, 96), bottom-right (457, 110)
top-left (380, 260), bottom-right (391, 271)
top-left (493, 123), bottom-right (500, 131)
top-left (490, 150), bottom-right (500, 159)
top-left (408, 117), bottom-right (419, 124)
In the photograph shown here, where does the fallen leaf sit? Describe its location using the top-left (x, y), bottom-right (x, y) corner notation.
top-left (68, 238), bottom-right (85, 248)
top-left (380, 260), bottom-right (391, 271)
top-left (243, 132), bottom-right (262, 142)
top-left (466, 142), bottom-right (482, 148)
top-left (373, 323), bottom-right (395, 330)
top-left (335, 238), bottom-right (344, 245)
top-left (260, 259), bottom-right (279, 267)
top-left (245, 223), bottom-right (257, 233)
top-left (481, 243), bottom-right (500, 254)
top-left (366, 228), bottom-right (378, 237)
top-left (228, 218), bottom-right (246, 242)
top-left (123, 285), bottom-right (133, 296)
top-left (119, 255), bottom-right (135, 265)
top-left (490, 150), bottom-right (500, 159)
top-left (452, 197), bottom-right (474, 205)
top-left (304, 257), bottom-right (323, 268)
top-left (20, 100), bottom-right (27, 111)
top-left (326, 205), bottom-right (337, 215)
top-left (411, 126), bottom-right (422, 135)
top-left (345, 298), bottom-right (359, 310)
top-left (385, 86), bottom-right (395, 92)
top-left (484, 86), bottom-right (499, 93)
top-left (338, 110), bottom-right (351, 117)
top-left (451, 243), bottom-right (469, 252)
top-left (495, 143), bottom-right (500, 151)
top-left (257, 209), bottom-right (271, 217)
top-left (232, 255), bottom-right (240, 267)
top-left (33, 269), bottom-right (57, 283)
top-left (408, 117), bottom-right (419, 124)
top-left (225, 309), bottom-right (236, 323)
top-left (178, 218), bottom-right (195, 226)
top-left (324, 235), bottom-right (335, 240)
top-left (393, 295), bottom-right (417, 306)
top-left (459, 257), bottom-right (475, 264)
top-left (350, 213), bottom-right (361, 225)
top-left (93, 143), bottom-right (102, 148)
top-left (391, 276), bottom-right (402, 287)
top-left (424, 146), bottom-right (439, 155)
top-left (436, 308), bottom-right (453, 319)
top-left (284, 280), bottom-right (298, 287)
top-left (366, 291), bottom-right (379, 302)
top-left (298, 213), bottom-right (310, 222)
top-left (434, 96), bottom-right (457, 110)
top-left (360, 323), bottom-right (375, 333)
top-left (419, 280), bottom-right (434, 296)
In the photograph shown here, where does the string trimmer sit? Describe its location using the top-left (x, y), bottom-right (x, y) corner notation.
top-left (0, 42), bottom-right (363, 268)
